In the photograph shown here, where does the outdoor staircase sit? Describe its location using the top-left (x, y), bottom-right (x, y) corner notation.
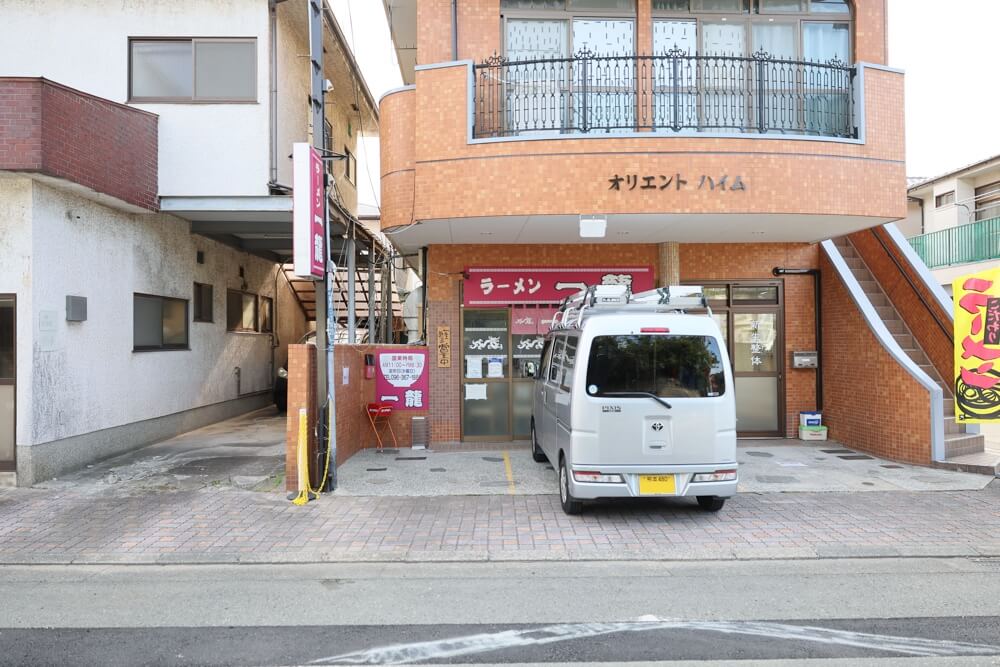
top-left (832, 237), bottom-right (996, 473)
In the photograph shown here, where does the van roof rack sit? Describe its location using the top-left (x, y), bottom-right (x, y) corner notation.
top-left (550, 285), bottom-right (710, 330)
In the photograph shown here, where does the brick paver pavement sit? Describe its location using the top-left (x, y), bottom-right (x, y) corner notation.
top-left (0, 483), bottom-right (998, 564)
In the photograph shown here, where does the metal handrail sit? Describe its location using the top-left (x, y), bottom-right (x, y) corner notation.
top-left (473, 49), bottom-right (857, 139)
top-left (908, 216), bottom-right (1000, 269)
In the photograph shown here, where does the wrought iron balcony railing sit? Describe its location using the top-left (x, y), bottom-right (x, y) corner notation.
top-left (908, 217), bottom-right (1000, 270)
top-left (472, 50), bottom-right (857, 139)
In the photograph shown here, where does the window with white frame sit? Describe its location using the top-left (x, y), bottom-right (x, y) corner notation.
top-left (129, 38), bottom-right (257, 102)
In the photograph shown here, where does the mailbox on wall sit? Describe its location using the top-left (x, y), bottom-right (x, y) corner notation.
top-left (792, 351), bottom-right (819, 369)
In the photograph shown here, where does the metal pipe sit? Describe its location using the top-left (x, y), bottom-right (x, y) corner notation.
top-left (451, 0), bottom-right (458, 60)
top-left (772, 267), bottom-right (823, 412)
top-left (347, 224), bottom-right (357, 343)
top-left (368, 241), bottom-right (376, 343)
top-left (267, 0), bottom-right (289, 187)
top-left (420, 246), bottom-right (428, 343)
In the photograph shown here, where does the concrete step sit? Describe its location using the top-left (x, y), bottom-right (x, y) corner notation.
top-left (867, 292), bottom-right (889, 307)
top-left (844, 257), bottom-right (866, 270)
top-left (894, 333), bottom-right (915, 349)
top-left (876, 305), bottom-right (898, 321)
top-left (917, 363), bottom-right (946, 385)
top-left (885, 319), bottom-right (908, 335)
top-left (858, 280), bottom-right (880, 295)
top-left (933, 450), bottom-right (1000, 477)
top-left (850, 266), bottom-right (871, 281)
top-left (906, 348), bottom-right (929, 367)
top-left (944, 432), bottom-right (986, 458)
top-left (943, 416), bottom-right (964, 435)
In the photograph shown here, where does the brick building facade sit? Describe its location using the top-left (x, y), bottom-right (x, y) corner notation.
top-left (375, 0), bottom-right (984, 466)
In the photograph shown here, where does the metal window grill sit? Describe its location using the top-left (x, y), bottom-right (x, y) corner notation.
top-left (473, 50), bottom-right (856, 139)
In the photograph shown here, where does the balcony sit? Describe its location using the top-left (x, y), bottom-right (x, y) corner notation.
top-left (908, 217), bottom-right (1000, 270)
top-left (473, 51), bottom-right (857, 140)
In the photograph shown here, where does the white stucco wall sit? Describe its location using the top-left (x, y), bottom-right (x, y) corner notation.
top-left (0, 0), bottom-right (271, 197)
top-left (0, 178), bottom-right (36, 449)
top-left (27, 180), bottom-right (280, 445)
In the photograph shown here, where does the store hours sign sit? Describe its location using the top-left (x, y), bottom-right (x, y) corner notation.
top-left (375, 349), bottom-right (429, 410)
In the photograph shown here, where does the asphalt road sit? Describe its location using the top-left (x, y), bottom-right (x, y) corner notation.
top-left (1, 558), bottom-right (999, 666)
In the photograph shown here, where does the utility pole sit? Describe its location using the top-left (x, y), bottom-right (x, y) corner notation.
top-left (308, 0), bottom-right (336, 489)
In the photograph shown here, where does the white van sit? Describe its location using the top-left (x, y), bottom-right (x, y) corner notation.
top-left (531, 285), bottom-right (737, 515)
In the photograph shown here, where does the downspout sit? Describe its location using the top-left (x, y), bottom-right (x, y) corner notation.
top-left (451, 0), bottom-right (458, 60)
top-left (908, 196), bottom-right (925, 235)
top-left (268, 0), bottom-right (289, 189)
top-left (772, 267), bottom-right (823, 412)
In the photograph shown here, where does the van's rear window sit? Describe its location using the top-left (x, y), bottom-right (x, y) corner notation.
top-left (586, 335), bottom-right (726, 398)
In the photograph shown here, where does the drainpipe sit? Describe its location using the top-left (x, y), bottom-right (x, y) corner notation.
top-left (268, 0), bottom-right (289, 189)
top-left (451, 0), bottom-right (458, 60)
top-left (772, 267), bottom-right (823, 412)
top-left (908, 196), bottom-right (925, 235)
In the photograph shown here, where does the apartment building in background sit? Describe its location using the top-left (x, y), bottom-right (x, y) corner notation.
top-left (904, 154), bottom-right (1000, 295)
top-left (377, 0), bottom-right (992, 469)
top-left (0, 0), bottom-right (388, 486)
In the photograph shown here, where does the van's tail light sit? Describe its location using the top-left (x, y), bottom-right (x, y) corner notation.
top-left (573, 471), bottom-right (624, 484)
top-left (692, 469), bottom-right (737, 483)
top-left (641, 327), bottom-right (670, 333)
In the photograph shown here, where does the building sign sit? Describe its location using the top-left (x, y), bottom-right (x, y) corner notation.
top-left (375, 349), bottom-right (429, 410)
top-left (437, 326), bottom-right (451, 368)
top-left (292, 142), bottom-right (325, 279)
top-left (954, 269), bottom-right (1000, 422)
top-left (464, 267), bottom-right (654, 306)
top-left (608, 173), bottom-right (746, 192)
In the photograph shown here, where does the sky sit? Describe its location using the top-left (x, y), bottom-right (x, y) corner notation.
top-left (339, 0), bottom-right (1000, 205)
top-left (887, 0), bottom-right (1000, 179)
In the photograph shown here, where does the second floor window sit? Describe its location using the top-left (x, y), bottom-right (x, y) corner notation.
top-left (130, 38), bottom-right (257, 103)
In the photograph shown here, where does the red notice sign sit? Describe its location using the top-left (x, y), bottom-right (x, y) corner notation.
top-left (375, 348), bottom-right (430, 410)
top-left (464, 267), bottom-right (655, 306)
top-left (293, 143), bottom-right (325, 279)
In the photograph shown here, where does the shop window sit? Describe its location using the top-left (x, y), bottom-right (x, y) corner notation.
top-left (193, 282), bottom-right (213, 323)
top-left (227, 290), bottom-right (258, 332)
top-left (134, 294), bottom-right (188, 351)
top-left (129, 38), bottom-right (256, 102)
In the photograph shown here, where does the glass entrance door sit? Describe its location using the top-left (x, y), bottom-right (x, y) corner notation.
top-left (0, 296), bottom-right (14, 471)
top-left (462, 309), bottom-right (511, 440)
top-left (697, 282), bottom-right (784, 437)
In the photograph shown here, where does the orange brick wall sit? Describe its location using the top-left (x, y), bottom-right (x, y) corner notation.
top-left (285, 344), bottom-right (430, 491)
top-left (820, 252), bottom-right (932, 463)
top-left (681, 243), bottom-right (820, 438)
top-left (382, 63), bottom-right (905, 229)
top-left (849, 227), bottom-right (953, 383)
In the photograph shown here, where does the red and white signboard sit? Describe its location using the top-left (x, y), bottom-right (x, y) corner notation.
top-left (464, 267), bottom-right (655, 306)
top-left (375, 348), bottom-right (430, 410)
top-left (292, 142), bottom-right (325, 279)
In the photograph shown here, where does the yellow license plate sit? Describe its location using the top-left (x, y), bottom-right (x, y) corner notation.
top-left (638, 474), bottom-right (676, 496)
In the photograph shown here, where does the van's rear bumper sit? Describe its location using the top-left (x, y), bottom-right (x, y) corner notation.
top-left (568, 463), bottom-right (738, 500)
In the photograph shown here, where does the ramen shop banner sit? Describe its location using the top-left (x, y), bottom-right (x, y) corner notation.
top-left (955, 268), bottom-right (1000, 423)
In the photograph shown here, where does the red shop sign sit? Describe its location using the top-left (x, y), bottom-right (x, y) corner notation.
top-left (374, 348), bottom-right (429, 410)
top-left (464, 267), bottom-right (655, 306)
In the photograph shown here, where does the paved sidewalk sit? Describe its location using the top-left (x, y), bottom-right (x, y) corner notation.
top-left (0, 480), bottom-right (997, 564)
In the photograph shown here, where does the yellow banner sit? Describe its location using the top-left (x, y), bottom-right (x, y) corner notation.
top-left (954, 267), bottom-right (1000, 423)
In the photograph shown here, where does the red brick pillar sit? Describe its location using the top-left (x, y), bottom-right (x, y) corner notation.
top-left (285, 344), bottom-right (317, 492)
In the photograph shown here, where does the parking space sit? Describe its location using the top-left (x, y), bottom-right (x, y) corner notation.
top-left (334, 439), bottom-right (991, 497)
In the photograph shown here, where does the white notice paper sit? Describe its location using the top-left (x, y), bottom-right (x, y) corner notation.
top-left (465, 383), bottom-right (488, 400)
top-left (487, 357), bottom-right (504, 378)
top-left (342, 366), bottom-right (349, 385)
top-left (466, 356), bottom-right (483, 379)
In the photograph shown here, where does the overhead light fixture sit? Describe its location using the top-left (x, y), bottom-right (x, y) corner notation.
top-left (579, 215), bottom-right (607, 239)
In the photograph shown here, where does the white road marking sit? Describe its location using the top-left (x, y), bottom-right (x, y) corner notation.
top-left (310, 618), bottom-right (1000, 665)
